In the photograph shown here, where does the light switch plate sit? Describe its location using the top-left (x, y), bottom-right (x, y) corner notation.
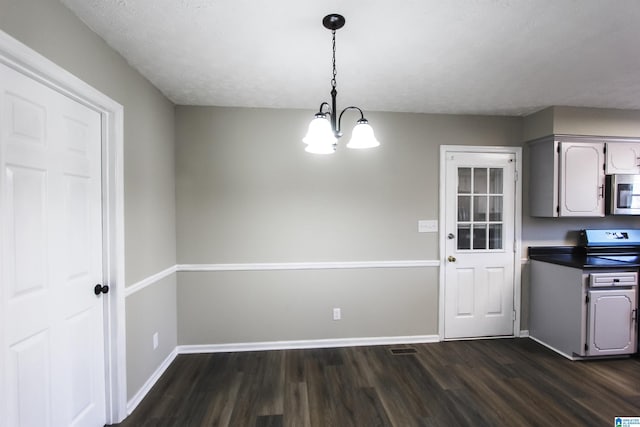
top-left (418, 220), bottom-right (438, 233)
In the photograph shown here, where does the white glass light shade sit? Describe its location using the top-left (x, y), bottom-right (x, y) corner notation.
top-left (346, 120), bottom-right (380, 149)
top-left (303, 116), bottom-right (337, 146)
top-left (303, 115), bottom-right (336, 154)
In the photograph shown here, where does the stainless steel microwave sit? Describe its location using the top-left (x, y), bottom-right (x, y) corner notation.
top-left (606, 174), bottom-right (640, 215)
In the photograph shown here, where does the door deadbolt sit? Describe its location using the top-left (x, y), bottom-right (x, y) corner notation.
top-left (447, 233), bottom-right (455, 240)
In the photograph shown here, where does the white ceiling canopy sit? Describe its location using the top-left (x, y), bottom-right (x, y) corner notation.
top-left (61, 0), bottom-right (640, 116)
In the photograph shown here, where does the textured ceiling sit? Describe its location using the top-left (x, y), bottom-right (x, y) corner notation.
top-left (61, 0), bottom-right (640, 116)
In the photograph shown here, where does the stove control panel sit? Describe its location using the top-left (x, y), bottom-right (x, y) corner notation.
top-left (581, 229), bottom-right (640, 246)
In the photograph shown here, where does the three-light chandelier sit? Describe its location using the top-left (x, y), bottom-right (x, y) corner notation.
top-left (302, 14), bottom-right (381, 154)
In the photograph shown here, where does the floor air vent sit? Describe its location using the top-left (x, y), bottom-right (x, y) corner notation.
top-left (389, 348), bottom-right (417, 355)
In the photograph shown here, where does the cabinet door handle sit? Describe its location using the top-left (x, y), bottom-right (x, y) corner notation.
top-left (633, 308), bottom-right (637, 322)
top-left (599, 185), bottom-right (604, 199)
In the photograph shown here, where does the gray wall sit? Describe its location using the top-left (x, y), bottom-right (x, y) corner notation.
top-left (524, 106), bottom-right (640, 141)
top-left (175, 106), bottom-right (522, 343)
top-left (178, 269), bottom-right (437, 344)
top-left (176, 107), bottom-right (522, 262)
top-left (126, 275), bottom-right (177, 396)
top-left (554, 106), bottom-right (640, 138)
top-left (0, 0), bottom-right (178, 399)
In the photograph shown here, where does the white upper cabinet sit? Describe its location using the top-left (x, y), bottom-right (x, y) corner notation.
top-left (529, 137), bottom-right (605, 217)
top-left (558, 142), bottom-right (605, 217)
top-left (605, 142), bottom-right (640, 174)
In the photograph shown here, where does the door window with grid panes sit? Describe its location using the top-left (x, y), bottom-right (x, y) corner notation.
top-left (456, 167), bottom-right (504, 251)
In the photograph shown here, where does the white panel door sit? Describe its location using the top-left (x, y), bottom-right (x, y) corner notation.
top-left (444, 151), bottom-right (516, 339)
top-left (0, 62), bottom-right (105, 426)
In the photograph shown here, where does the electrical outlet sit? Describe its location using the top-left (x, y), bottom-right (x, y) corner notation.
top-left (333, 308), bottom-right (341, 321)
top-left (153, 332), bottom-right (159, 350)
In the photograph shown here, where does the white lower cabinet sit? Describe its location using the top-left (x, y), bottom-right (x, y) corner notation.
top-left (530, 261), bottom-right (638, 359)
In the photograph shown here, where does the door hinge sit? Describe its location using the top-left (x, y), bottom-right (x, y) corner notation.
top-left (584, 343), bottom-right (589, 352)
top-left (585, 294), bottom-right (590, 304)
top-left (514, 170), bottom-right (519, 182)
top-left (512, 310), bottom-right (517, 321)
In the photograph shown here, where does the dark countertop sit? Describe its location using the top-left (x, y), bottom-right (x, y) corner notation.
top-left (528, 246), bottom-right (640, 269)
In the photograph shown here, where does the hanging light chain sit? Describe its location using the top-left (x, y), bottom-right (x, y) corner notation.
top-left (331, 29), bottom-right (337, 90)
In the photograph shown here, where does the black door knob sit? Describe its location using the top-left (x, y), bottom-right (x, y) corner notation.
top-left (94, 284), bottom-right (109, 295)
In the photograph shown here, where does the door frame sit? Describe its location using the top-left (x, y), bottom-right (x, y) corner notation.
top-left (0, 31), bottom-right (127, 423)
top-left (438, 145), bottom-right (523, 340)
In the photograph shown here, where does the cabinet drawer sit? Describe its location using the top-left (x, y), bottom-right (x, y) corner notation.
top-left (590, 272), bottom-right (638, 287)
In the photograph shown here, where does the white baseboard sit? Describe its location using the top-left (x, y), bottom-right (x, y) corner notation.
top-left (177, 334), bottom-right (441, 354)
top-left (519, 330), bottom-right (530, 337)
top-left (126, 348), bottom-right (178, 415)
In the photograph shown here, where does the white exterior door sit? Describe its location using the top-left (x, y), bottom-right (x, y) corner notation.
top-left (443, 151), bottom-right (516, 339)
top-left (0, 62), bottom-right (106, 426)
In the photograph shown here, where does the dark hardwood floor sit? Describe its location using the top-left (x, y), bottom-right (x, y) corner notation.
top-left (113, 338), bottom-right (640, 426)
